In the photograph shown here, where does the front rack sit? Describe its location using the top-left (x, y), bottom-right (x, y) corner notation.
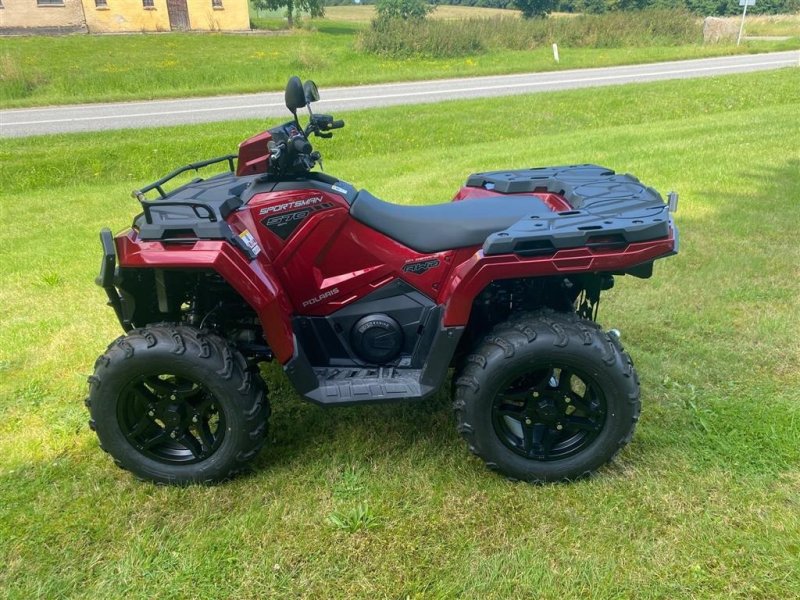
top-left (139, 200), bottom-right (221, 227)
top-left (131, 154), bottom-right (237, 202)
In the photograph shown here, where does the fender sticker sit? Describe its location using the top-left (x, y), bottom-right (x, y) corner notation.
top-left (259, 196), bottom-right (324, 215)
top-left (260, 200), bottom-right (334, 240)
top-left (238, 229), bottom-right (261, 256)
top-left (402, 258), bottom-right (440, 275)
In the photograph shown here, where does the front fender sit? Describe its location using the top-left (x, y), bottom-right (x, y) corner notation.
top-left (115, 229), bottom-right (296, 363)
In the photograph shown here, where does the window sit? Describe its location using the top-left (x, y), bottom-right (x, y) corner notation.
top-left (142, 0), bottom-right (154, 7)
top-left (95, 0), bottom-right (108, 6)
top-left (212, 0), bottom-right (223, 7)
top-left (37, 0), bottom-right (66, 5)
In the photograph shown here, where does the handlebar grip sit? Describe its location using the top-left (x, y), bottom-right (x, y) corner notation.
top-left (291, 137), bottom-right (312, 155)
top-left (331, 120), bottom-right (345, 129)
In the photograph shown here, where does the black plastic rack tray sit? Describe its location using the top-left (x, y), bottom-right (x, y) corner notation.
top-left (465, 165), bottom-right (672, 257)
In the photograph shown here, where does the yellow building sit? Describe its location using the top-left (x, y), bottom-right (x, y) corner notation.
top-left (1, 0), bottom-right (88, 33)
top-left (0, 0), bottom-right (250, 33)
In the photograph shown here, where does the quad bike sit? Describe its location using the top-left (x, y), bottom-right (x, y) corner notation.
top-left (87, 77), bottom-right (678, 485)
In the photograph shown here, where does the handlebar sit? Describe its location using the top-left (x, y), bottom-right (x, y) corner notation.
top-left (308, 114), bottom-right (345, 135)
top-left (267, 112), bottom-right (344, 175)
top-left (292, 137), bottom-right (312, 155)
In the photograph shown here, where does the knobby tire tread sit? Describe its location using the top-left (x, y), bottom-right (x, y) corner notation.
top-left (86, 324), bottom-right (269, 485)
top-left (453, 309), bottom-right (640, 483)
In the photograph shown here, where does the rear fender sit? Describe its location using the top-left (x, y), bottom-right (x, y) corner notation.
top-left (441, 228), bottom-right (677, 327)
top-left (115, 230), bottom-right (295, 363)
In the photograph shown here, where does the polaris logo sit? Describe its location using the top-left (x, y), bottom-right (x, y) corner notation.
top-left (259, 196), bottom-right (323, 215)
top-left (402, 258), bottom-right (440, 275)
top-left (302, 288), bottom-right (339, 307)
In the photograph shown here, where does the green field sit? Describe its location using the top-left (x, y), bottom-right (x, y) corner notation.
top-left (1, 68), bottom-right (799, 597)
top-left (727, 13), bottom-right (800, 36)
top-left (2, 15), bottom-right (798, 109)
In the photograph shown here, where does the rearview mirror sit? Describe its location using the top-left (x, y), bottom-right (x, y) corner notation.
top-left (303, 80), bottom-right (320, 104)
top-left (285, 76), bottom-right (306, 114)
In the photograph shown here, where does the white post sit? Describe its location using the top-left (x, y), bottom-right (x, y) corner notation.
top-left (552, 43), bottom-right (560, 63)
top-left (737, 2), bottom-right (749, 46)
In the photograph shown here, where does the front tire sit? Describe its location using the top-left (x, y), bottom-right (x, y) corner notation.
top-left (454, 310), bottom-right (639, 482)
top-left (87, 325), bottom-right (269, 485)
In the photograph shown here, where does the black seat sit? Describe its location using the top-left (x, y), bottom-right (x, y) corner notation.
top-left (350, 190), bottom-right (552, 253)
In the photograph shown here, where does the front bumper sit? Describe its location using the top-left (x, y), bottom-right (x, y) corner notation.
top-left (96, 228), bottom-right (132, 332)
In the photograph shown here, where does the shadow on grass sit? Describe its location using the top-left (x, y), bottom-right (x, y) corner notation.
top-left (312, 23), bottom-right (363, 36)
top-left (259, 371), bottom-right (457, 472)
top-left (692, 158), bottom-right (800, 223)
top-left (646, 157), bottom-right (800, 475)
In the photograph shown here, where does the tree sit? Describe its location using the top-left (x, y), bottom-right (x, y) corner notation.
top-left (251, 0), bottom-right (324, 28)
top-left (375, 0), bottom-right (435, 21)
top-left (514, 0), bottom-right (557, 18)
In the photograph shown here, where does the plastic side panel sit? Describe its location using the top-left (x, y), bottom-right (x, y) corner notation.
top-left (273, 214), bottom-right (453, 315)
top-left (116, 231), bottom-right (295, 363)
top-left (441, 229), bottom-right (677, 326)
top-left (248, 189), bottom-right (349, 260)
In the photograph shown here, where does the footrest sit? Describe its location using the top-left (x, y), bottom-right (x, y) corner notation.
top-left (308, 367), bottom-right (423, 405)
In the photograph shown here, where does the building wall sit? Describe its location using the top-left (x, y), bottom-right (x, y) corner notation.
top-left (186, 0), bottom-right (249, 32)
top-left (0, 0), bottom-right (87, 33)
top-left (81, 0), bottom-right (169, 33)
top-left (0, 0), bottom-right (249, 33)
top-left (82, 0), bottom-right (250, 33)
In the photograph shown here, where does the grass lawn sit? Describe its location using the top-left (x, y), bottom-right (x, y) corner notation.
top-left (1, 68), bottom-right (800, 597)
top-left (1, 12), bottom-right (798, 109)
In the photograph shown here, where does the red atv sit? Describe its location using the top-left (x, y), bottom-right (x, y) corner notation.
top-left (88, 77), bottom-right (678, 485)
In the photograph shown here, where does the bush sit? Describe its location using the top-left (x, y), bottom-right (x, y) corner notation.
top-left (375, 0), bottom-right (435, 20)
top-left (358, 17), bottom-right (484, 57)
top-left (351, 0), bottom-right (800, 14)
top-left (357, 9), bottom-right (702, 58)
top-left (545, 8), bottom-right (702, 47)
top-left (556, 0), bottom-right (800, 16)
top-left (514, 0), bottom-right (556, 18)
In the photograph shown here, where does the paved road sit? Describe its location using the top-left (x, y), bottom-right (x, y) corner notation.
top-left (2, 51), bottom-right (797, 138)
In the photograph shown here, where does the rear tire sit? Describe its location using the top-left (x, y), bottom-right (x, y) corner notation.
top-left (86, 325), bottom-right (269, 485)
top-left (453, 310), bottom-right (639, 482)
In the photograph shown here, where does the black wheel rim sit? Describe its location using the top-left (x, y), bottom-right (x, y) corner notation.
top-left (492, 366), bottom-right (607, 461)
top-left (118, 373), bottom-right (226, 465)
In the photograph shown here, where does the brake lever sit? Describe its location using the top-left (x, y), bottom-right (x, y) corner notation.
top-left (310, 151), bottom-right (323, 171)
top-left (268, 141), bottom-right (283, 162)
top-left (316, 132), bottom-right (333, 139)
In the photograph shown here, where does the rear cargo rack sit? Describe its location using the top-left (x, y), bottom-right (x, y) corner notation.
top-left (466, 165), bottom-right (674, 257)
